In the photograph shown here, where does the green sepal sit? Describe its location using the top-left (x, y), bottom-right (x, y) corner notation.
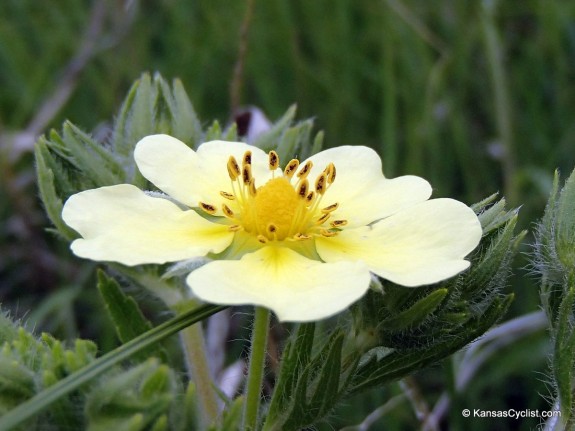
top-left (380, 288), bottom-right (448, 332)
top-left (97, 270), bottom-right (167, 363)
top-left (349, 294), bottom-right (514, 394)
top-left (252, 104), bottom-right (297, 152)
top-left (555, 167), bottom-right (575, 270)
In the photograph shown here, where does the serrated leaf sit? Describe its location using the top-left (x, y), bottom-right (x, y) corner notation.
top-left (96, 271), bottom-right (166, 362)
top-left (34, 141), bottom-right (77, 240)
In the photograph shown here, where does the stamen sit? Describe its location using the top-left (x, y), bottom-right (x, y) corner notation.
top-left (249, 179), bottom-right (257, 196)
top-left (293, 233), bottom-right (312, 241)
top-left (242, 151), bottom-right (252, 167)
top-left (315, 173), bottom-right (327, 194)
top-left (320, 229), bottom-right (337, 237)
top-left (330, 220), bottom-right (348, 227)
top-left (297, 161), bottom-right (313, 179)
top-left (242, 165), bottom-right (252, 184)
top-left (298, 179), bottom-right (309, 198)
top-left (220, 191), bottom-right (235, 200)
top-left (284, 159), bottom-right (300, 178)
top-left (199, 202), bottom-right (217, 215)
top-left (222, 204), bottom-right (234, 218)
top-left (267, 224), bottom-right (277, 233)
top-left (306, 191), bottom-right (315, 204)
top-left (316, 213), bottom-right (331, 224)
top-left (322, 203), bottom-right (339, 213)
top-left (257, 235), bottom-right (268, 244)
top-left (326, 163), bottom-right (336, 184)
top-left (229, 225), bottom-right (242, 232)
top-left (268, 151), bottom-right (279, 170)
top-left (227, 156), bottom-right (241, 180)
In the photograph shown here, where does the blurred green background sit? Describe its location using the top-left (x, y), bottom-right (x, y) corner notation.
top-left (0, 0), bottom-right (573, 429)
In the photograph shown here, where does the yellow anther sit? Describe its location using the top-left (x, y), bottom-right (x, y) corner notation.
top-left (330, 219), bottom-right (348, 227)
top-left (242, 151), bottom-right (252, 167)
top-left (315, 173), bottom-right (327, 194)
top-left (320, 229), bottom-right (337, 237)
top-left (297, 161), bottom-right (313, 179)
top-left (322, 203), bottom-right (339, 213)
top-left (257, 235), bottom-right (268, 244)
top-left (222, 204), bottom-right (234, 218)
top-left (325, 163), bottom-right (336, 184)
top-left (242, 165), bottom-right (252, 184)
top-left (298, 179), bottom-right (309, 198)
top-left (316, 213), bottom-right (330, 224)
top-left (199, 202), bottom-right (217, 215)
top-left (220, 191), bottom-right (235, 200)
top-left (293, 233), bottom-right (312, 241)
top-left (227, 156), bottom-right (241, 180)
top-left (268, 151), bottom-right (279, 170)
top-left (284, 159), bottom-right (300, 178)
top-left (228, 225), bottom-right (242, 232)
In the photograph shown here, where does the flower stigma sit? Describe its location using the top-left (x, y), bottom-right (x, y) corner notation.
top-left (200, 150), bottom-right (344, 244)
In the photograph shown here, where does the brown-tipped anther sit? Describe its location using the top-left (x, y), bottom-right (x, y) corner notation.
top-left (330, 219), bottom-right (348, 227)
top-left (222, 204), bottom-right (234, 218)
top-left (257, 235), bottom-right (268, 244)
top-left (316, 213), bottom-right (330, 224)
top-left (293, 233), bottom-right (312, 241)
top-left (227, 156), bottom-right (241, 180)
top-left (320, 229), bottom-right (337, 237)
top-left (199, 202), bottom-right (217, 215)
top-left (228, 224), bottom-right (242, 232)
top-left (326, 163), bottom-right (336, 183)
top-left (297, 161), bottom-right (313, 179)
top-left (242, 165), bottom-right (252, 184)
top-left (268, 151), bottom-right (279, 170)
top-left (321, 203), bottom-right (339, 213)
top-left (267, 224), bottom-right (277, 233)
top-left (242, 151), bottom-right (252, 167)
top-left (315, 173), bottom-right (326, 194)
top-left (306, 191), bottom-right (315, 203)
top-left (220, 191), bottom-right (236, 200)
top-left (284, 159), bottom-right (300, 178)
top-left (298, 179), bottom-right (309, 198)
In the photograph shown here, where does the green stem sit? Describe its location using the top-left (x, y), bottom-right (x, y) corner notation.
top-left (180, 324), bottom-right (220, 428)
top-left (243, 306), bottom-right (271, 431)
top-left (0, 304), bottom-right (226, 430)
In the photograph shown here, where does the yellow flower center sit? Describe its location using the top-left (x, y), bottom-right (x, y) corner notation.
top-left (199, 150), bottom-right (347, 243)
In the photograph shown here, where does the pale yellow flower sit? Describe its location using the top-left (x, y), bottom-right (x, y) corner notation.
top-left (62, 135), bottom-right (482, 321)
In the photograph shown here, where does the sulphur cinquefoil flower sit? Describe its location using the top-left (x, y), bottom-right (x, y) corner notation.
top-left (62, 134), bottom-right (482, 321)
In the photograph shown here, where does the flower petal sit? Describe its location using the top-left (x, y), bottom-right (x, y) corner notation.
top-left (62, 184), bottom-right (234, 266)
top-left (303, 146), bottom-right (432, 226)
top-left (134, 135), bottom-right (276, 212)
top-left (316, 198), bottom-right (482, 286)
top-left (187, 246), bottom-right (371, 322)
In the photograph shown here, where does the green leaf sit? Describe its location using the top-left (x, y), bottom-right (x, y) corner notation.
top-left (0, 304), bottom-right (225, 430)
top-left (171, 78), bottom-right (203, 148)
top-left (34, 140), bottom-right (77, 240)
top-left (556, 167), bottom-right (575, 270)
